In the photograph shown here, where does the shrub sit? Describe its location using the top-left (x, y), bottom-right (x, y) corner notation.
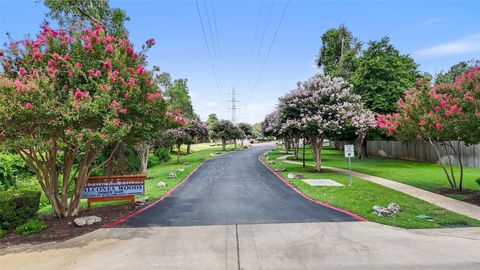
top-left (154, 147), bottom-right (171, 164)
top-left (0, 228), bottom-right (5, 238)
top-left (0, 153), bottom-right (32, 189)
top-left (0, 190), bottom-right (40, 229)
top-left (476, 178), bottom-right (480, 188)
top-left (15, 219), bottom-right (47, 235)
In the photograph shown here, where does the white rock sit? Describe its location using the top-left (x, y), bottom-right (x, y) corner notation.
top-left (274, 168), bottom-right (286, 172)
top-left (168, 172), bottom-right (177, 178)
top-left (135, 197), bottom-right (149, 205)
top-left (74, 216), bottom-right (102, 227)
top-left (177, 167), bottom-right (185, 172)
top-left (295, 174), bottom-right (304, 179)
top-left (372, 205), bottom-right (397, 217)
top-left (157, 181), bottom-right (167, 187)
top-left (387, 203), bottom-right (401, 213)
top-left (287, 173), bottom-right (297, 179)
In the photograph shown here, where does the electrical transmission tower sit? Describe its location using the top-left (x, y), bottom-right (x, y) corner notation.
top-left (228, 88), bottom-right (240, 124)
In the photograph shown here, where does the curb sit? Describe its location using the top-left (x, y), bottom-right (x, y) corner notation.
top-left (103, 160), bottom-right (207, 228)
top-left (258, 151), bottom-right (366, 222)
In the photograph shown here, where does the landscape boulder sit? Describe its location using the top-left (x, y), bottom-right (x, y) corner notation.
top-left (372, 203), bottom-right (401, 217)
top-left (168, 172), bottom-right (177, 178)
top-left (135, 197), bottom-right (149, 206)
top-left (287, 173), bottom-right (304, 179)
top-left (177, 167), bottom-right (185, 172)
top-left (274, 168), bottom-right (286, 172)
top-left (157, 181), bottom-right (167, 188)
top-left (74, 216), bottom-right (102, 227)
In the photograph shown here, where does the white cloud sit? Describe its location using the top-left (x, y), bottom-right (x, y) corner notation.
top-left (205, 101), bottom-right (218, 108)
top-left (416, 33), bottom-right (480, 57)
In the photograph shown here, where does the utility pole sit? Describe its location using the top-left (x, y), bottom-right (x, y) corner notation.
top-left (228, 88), bottom-right (240, 124)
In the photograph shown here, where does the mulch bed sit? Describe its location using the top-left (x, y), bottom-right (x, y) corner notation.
top-left (437, 188), bottom-right (480, 206)
top-left (0, 204), bottom-right (136, 249)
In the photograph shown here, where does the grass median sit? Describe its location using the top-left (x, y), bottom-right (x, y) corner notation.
top-left (288, 147), bottom-right (480, 203)
top-left (264, 147), bottom-right (480, 229)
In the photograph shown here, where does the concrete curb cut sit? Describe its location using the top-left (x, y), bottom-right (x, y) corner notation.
top-left (258, 151), bottom-right (366, 222)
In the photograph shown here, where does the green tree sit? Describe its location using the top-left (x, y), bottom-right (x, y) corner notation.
top-left (211, 120), bottom-right (237, 151)
top-left (163, 78), bottom-right (194, 119)
top-left (43, 0), bottom-right (129, 36)
top-left (251, 122), bottom-right (262, 139)
top-left (206, 113), bottom-right (218, 130)
top-left (350, 37), bottom-right (419, 114)
top-left (316, 25), bottom-right (362, 79)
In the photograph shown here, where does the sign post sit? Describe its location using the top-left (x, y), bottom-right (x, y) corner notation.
top-left (344, 145), bottom-right (354, 186)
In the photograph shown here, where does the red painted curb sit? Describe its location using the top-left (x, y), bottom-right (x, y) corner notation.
top-left (258, 152), bottom-right (367, 222)
top-left (103, 160), bottom-right (207, 228)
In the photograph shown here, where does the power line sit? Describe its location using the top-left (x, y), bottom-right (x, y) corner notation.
top-left (254, 1), bottom-right (275, 62)
top-left (203, 0), bottom-right (217, 58)
top-left (250, 0), bottom-right (264, 58)
top-left (194, 0), bottom-right (225, 107)
top-left (210, 1), bottom-right (221, 59)
top-left (244, 0), bottom-right (290, 111)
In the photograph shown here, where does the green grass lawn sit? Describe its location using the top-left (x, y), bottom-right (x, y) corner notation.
top-left (287, 147), bottom-right (480, 193)
top-left (266, 148), bottom-right (480, 229)
top-left (38, 143), bottom-right (240, 215)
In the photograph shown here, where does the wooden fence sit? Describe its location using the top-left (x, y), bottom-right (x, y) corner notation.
top-left (329, 140), bottom-right (480, 168)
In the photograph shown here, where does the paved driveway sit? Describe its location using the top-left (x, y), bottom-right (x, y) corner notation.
top-left (120, 146), bottom-right (359, 227)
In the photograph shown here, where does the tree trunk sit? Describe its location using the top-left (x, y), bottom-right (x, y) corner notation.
top-left (18, 145), bottom-right (100, 217)
top-left (284, 136), bottom-right (290, 153)
top-left (429, 139), bottom-right (457, 190)
top-left (176, 143), bottom-right (181, 163)
top-left (187, 143), bottom-right (191, 155)
top-left (222, 138), bottom-right (226, 151)
top-left (310, 134), bottom-right (325, 172)
top-left (135, 141), bottom-right (151, 175)
top-left (292, 137), bottom-right (300, 160)
top-left (355, 133), bottom-right (368, 159)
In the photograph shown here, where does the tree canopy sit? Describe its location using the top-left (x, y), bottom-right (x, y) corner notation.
top-left (43, 0), bottom-right (129, 36)
top-left (350, 37), bottom-right (419, 114)
top-left (316, 25), bottom-right (362, 79)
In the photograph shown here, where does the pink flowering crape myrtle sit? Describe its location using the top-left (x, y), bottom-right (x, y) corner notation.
top-left (0, 23), bottom-right (167, 217)
top-left (377, 68), bottom-right (480, 191)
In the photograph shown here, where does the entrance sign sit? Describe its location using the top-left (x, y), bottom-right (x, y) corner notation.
top-left (344, 145), bottom-right (354, 186)
top-left (82, 175), bottom-right (146, 208)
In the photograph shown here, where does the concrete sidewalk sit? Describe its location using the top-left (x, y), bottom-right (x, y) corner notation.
top-left (278, 155), bottom-right (480, 221)
top-left (1, 222), bottom-right (480, 269)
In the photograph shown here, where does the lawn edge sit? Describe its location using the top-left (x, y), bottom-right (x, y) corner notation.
top-left (103, 159), bottom-right (207, 228)
top-left (258, 150), bottom-right (367, 222)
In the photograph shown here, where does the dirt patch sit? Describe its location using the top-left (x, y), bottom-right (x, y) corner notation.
top-left (0, 204), bottom-right (135, 250)
top-left (437, 188), bottom-right (480, 206)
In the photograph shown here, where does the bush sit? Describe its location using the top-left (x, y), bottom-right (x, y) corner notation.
top-left (155, 147), bottom-right (172, 163)
top-left (476, 178), bottom-right (480, 188)
top-left (0, 153), bottom-right (32, 190)
top-left (15, 219), bottom-right (47, 235)
top-left (0, 190), bottom-right (41, 229)
top-left (0, 228), bottom-right (5, 238)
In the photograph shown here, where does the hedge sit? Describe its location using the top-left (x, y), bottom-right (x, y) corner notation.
top-left (0, 189), bottom-right (41, 230)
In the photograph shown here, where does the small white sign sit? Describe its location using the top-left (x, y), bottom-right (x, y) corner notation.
top-left (344, 144), bottom-right (355, 158)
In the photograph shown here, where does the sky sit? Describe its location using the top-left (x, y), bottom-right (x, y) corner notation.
top-left (1, 0), bottom-right (480, 124)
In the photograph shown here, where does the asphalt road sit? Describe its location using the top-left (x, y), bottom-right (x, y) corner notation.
top-left (120, 146), bottom-right (359, 227)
